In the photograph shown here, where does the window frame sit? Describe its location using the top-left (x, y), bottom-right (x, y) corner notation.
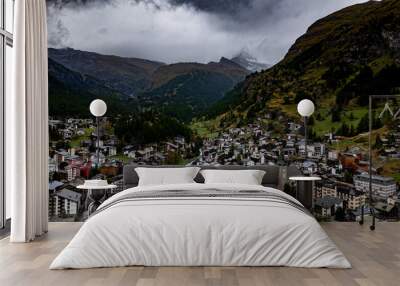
top-left (0, 0), bottom-right (13, 230)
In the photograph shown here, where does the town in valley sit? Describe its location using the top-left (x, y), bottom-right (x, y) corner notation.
top-left (48, 113), bottom-right (400, 222)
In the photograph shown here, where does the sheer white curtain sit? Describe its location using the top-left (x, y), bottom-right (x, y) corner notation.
top-left (6, 0), bottom-right (48, 242)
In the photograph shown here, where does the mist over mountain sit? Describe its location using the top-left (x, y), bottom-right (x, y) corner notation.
top-left (231, 50), bottom-right (270, 72)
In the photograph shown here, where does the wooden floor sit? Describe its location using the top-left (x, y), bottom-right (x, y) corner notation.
top-left (0, 222), bottom-right (399, 286)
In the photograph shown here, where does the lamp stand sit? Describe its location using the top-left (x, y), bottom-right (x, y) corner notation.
top-left (96, 116), bottom-right (100, 168)
top-left (304, 116), bottom-right (307, 159)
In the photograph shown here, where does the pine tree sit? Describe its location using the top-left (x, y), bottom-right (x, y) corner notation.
top-left (374, 134), bottom-right (383, 149)
top-left (337, 122), bottom-right (350, 136)
top-left (331, 106), bottom-right (342, 122)
top-left (357, 114), bottom-right (369, 133)
top-left (349, 125), bottom-right (355, 136)
top-left (373, 111), bottom-right (383, 129)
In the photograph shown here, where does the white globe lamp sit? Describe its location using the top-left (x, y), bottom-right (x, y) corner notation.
top-left (89, 99), bottom-right (107, 167)
top-left (297, 99), bottom-right (315, 161)
top-left (297, 99), bottom-right (315, 117)
top-left (90, 99), bottom-right (107, 117)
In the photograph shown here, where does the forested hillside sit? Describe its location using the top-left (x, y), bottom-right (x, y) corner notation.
top-left (207, 0), bottom-right (400, 135)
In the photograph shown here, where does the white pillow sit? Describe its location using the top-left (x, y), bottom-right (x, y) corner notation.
top-left (200, 169), bottom-right (266, 185)
top-left (136, 167), bottom-right (201, 186)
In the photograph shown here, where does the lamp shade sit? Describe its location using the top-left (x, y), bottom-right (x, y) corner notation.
top-left (89, 99), bottom-right (107, 117)
top-left (297, 99), bottom-right (315, 117)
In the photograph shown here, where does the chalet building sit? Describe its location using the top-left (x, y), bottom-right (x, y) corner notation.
top-left (49, 119), bottom-right (63, 127)
top-left (288, 122), bottom-right (301, 132)
top-left (76, 129), bottom-right (85, 136)
top-left (49, 180), bottom-right (64, 193)
top-left (285, 140), bottom-right (296, 148)
top-left (99, 165), bottom-right (119, 177)
top-left (90, 153), bottom-right (106, 165)
top-left (136, 147), bottom-right (155, 161)
top-left (102, 146), bottom-right (117, 156)
top-left (48, 157), bottom-right (58, 173)
top-left (65, 165), bottom-right (81, 181)
top-left (302, 161), bottom-right (318, 174)
top-left (282, 147), bottom-right (296, 157)
top-left (314, 196), bottom-right (343, 217)
top-left (49, 188), bottom-right (82, 217)
top-left (54, 150), bottom-right (69, 164)
top-left (61, 128), bottom-right (73, 139)
top-left (80, 139), bottom-right (92, 148)
top-left (309, 143), bottom-right (326, 158)
top-left (374, 202), bottom-right (399, 220)
top-left (358, 160), bottom-right (370, 170)
top-left (53, 150), bottom-right (81, 165)
top-left (328, 151), bottom-right (339, 161)
top-left (79, 162), bottom-right (92, 179)
top-left (315, 181), bottom-right (337, 199)
top-left (127, 150), bottom-right (136, 159)
top-left (336, 184), bottom-right (366, 210)
top-left (165, 142), bottom-right (179, 153)
top-left (315, 181), bottom-right (366, 211)
top-left (339, 153), bottom-right (360, 172)
top-left (297, 141), bottom-right (326, 159)
top-left (353, 173), bottom-right (397, 200)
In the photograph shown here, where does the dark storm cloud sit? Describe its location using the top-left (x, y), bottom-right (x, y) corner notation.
top-left (47, 0), bottom-right (111, 8)
top-left (48, 0), bottom-right (252, 13)
top-left (46, 0), bottom-right (367, 64)
top-left (48, 0), bottom-right (273, 19)
top-left (169, 0), bottom-right (252, 15)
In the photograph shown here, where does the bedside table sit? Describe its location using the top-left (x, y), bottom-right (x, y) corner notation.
top-left (289, 176), bottom-right (321, 210)
top-left (77, 181), bottom-right (117, 215)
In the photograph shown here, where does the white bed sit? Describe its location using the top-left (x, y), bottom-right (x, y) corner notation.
top-left (50, 183), bottom-right (351, 269)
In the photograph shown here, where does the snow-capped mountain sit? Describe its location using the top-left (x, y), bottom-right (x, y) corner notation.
top-left (231, 50), bottom-right (270, 72)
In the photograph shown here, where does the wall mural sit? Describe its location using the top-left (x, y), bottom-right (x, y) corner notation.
top-left (46, 0), bottom-right (400, 222)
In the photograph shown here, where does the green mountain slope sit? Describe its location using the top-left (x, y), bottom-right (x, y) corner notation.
top-left (49, 48), bottom-right (164, 98)
top-left (141, 58), bottom-right (247, 121)
top-left (210, 0), bottom-right (400, 132)
top-left (49, 58), bottom-right (192, 143)
top-left (49, 49), bottom-right (248, 121)
top-left (48, 58), bottom-right (137, 117)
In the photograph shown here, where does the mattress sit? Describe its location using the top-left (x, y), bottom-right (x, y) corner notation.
top-left (50, 183), bottom-right (351, 269)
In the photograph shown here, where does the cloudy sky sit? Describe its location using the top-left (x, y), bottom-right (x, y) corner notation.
top-left (47, 0), bottom-right (367, 64)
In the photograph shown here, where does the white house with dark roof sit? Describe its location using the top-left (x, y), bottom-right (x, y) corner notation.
top-left (49, 181), bottom-right (64, 192)
top-left (49, 188), bottom-right (82, 217)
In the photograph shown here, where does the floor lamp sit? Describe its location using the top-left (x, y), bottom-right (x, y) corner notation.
top-left (361, 94), bottom-right (400, 231)
top-left (297, 99), bottom-right (315, 160)
top-left (89, 99), bottom-right (107, 168)
top-left (294, 99), bottom-right (316, 210)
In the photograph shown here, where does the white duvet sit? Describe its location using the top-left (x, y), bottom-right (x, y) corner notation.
top-left (50, 183), bottom-right (351, 269)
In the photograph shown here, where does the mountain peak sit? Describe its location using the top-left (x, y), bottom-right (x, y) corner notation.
top-left (218, 57), bottom-right (243, 68)
top-left (230, 50), bottom-right (270, 72)
top-left (234, 49), bottom-right (257, 62)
